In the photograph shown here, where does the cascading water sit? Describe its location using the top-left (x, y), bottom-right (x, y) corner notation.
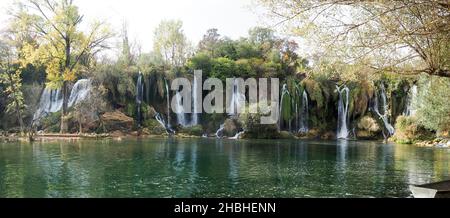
top-left (230, 130), bottom-right (245, 140)
top-left (215, 124), bottom-right (225, 138)
top-left (175, 90), bottom-right (188, 127)
top-left (68, 79), bottom-right (92, 107)
top-left (136, 72), bottom-right (144, 127)
top-left (404, 84), bottom-right (418, 116)
top-left (298, 90), bottom-right (309, 133)
top-left (336, 85), bottom-right (350, 139)
top-left (33, 79), bottom-right (92, 122)
top-left (191, 75), bottom-right (200, 126)
top-left (229, 78), bottom-right (245, 116)
top-left (372, 84), bottom-right (395, 137)
top-left (155, 113), bottom-right (174, 134)
top-left (164, 79), bottom-right (171, 129)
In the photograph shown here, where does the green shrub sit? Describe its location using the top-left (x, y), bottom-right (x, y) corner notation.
top-left (179, 125), bottom-right (203, 136)
top-left (392, 116), bottom-right (433, 144)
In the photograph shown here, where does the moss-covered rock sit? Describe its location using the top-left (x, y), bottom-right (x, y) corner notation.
top-left (239, 103), bottom-right (281, 139)
top-left (223, 118), bottom-right (242, 137)
top-left (279, 131), bottom-right (296, 139)
top-left (101, 110), bottom-right (134, 132)
top-left (179, 125), bottom-right (203, 137)
top-left (143, 119), bottom-right (167, 135)
top-left (355, 116), bottom-right (381, 139)
top-left (391, 116), bottom-right (434, 144)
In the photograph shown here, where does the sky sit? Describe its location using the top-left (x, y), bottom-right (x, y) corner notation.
top-left (0, 0), bottom-right (267, 53)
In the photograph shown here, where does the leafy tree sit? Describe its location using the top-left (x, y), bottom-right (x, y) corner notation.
top-left (249, 27), bottom-right (276, 45)
top-left (215, 37), bottom-right (238, 60)
top-left (198, 28), bottom-right (221, 57)
top-left (211, 57), bottom-right (236, 81)
top-left (415, 75), bottom-right (450, 133)
top-left (235, 39), bottom-right (261, 59)
top-left (0, 40), bottom-right (25, 134)
top-left (18, 0), bottom-right (112, 133)
top-left (153, 20), bottom-right (191, 68)
top-left (259, 0), bottom-right (450, 77)
top-left (188, 52), bottom-right (213, 75)
top-left (235, 59), bottom-right (257, 78)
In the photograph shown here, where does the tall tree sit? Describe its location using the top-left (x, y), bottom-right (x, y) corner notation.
top-left (0, 39), bottom-right (25, 134)
top-left (198, 28), bottom-right (221, 57)
top-left (153, 20), bottom-right (190, 68)
top-left (259, 0), bottom-right (450, 77)
top-left (19, 0), bottom-right (112, 133)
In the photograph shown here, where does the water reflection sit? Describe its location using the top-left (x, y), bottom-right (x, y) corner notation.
top-left (0, 139), bottom-right (449, 198)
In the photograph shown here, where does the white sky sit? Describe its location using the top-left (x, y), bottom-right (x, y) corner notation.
top-left (0, 0), bottom-right (267, 53)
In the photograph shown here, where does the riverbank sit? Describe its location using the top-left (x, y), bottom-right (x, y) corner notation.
top-left (1, 131), bottom-right (448, 148)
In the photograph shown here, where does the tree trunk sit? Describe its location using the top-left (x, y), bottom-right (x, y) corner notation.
top-left (15, 99), bottom-right (24, 135)
top-left (61, 38), bottom-right (71, 134)
top-left (78, 113), bottom-right (83, 134)
top-left (60, 80), bottom-right (69, 133)
top-left (7, 73), bottom-right (24, 135)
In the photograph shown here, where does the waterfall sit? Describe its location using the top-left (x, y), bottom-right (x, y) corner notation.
top-left (191, 75), bottom-right (200, 126)
top-left (136, 72), bottom-right (144, 126)
top-left (372, 84), bottom-right (395, 136)
top-left (279, 84), bottom-right (290, 130)
top-left (175, 91), bottom-right (188, 127)
top-left (230, 130), bottom-right (245, 140)
top-left (68, 79), bottom-right (92, 107)
top-left (165, 79), bottom-right (171, 129)
top-left (404, 84), bottom-right (418, 116)
top-left (215, 124), bottom-right (225, 138)
top-left (229, 78), bottom-right (245, 116)
top-left (336, 85), bottom-right (350, 139)
top-left (299, 90), bottom-right (309, 133)
top-left (33, 79), bottom-right (92, 122)
top-left (155, 113), bottom-right (174, 134)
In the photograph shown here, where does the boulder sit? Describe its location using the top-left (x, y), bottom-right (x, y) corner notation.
top-left (101, 110), bottom-right (134, 131)
top-left (223, 118), bottom-right (242, 137)
top-left (356, 116), bottom-right (381, 139)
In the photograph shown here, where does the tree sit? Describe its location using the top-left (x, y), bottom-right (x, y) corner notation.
top-left (0, 39), bottom-right (25, 134)
top-left (19, 0), bottom-right (112, 133)
top-left (259, 0), bottom-right (450, 77)
top-left (249, 27), bottom-right (276, 46)
top-left (215, 37), bottom-right (238, 60)
top-left (153, 20), bottom-right (191, 68)
top-left (198, 28), bottom-right (221, 57)
top-left (416, 75), bottom-right (450, 133)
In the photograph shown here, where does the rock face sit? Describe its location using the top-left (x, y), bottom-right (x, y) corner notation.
top-left (223, 118), bottom-right (242, 137)
top-left (101, 110), bottom-right (134, 131)
top-left (356, 116), bottom-right (381, 139)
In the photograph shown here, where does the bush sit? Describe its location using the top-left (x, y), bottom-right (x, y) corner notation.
top-left (143, 119), bottom-right (167, 135)
top-left (415, 75), bottom-right (450, 133)
top-left (40, 111), bottom-right (61, 132)
top-left (179, 125), bottom-right (204, 136)
top-left (392, 116), bottom-right (433, 144)
top-left (239, 103), bottom-right (280, 139)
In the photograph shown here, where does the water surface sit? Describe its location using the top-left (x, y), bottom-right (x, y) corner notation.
top-left (0, 138), bottom-right (449, 198)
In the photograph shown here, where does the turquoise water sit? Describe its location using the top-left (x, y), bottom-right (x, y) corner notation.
top-left (0, 138), bottom-right (449, 198)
